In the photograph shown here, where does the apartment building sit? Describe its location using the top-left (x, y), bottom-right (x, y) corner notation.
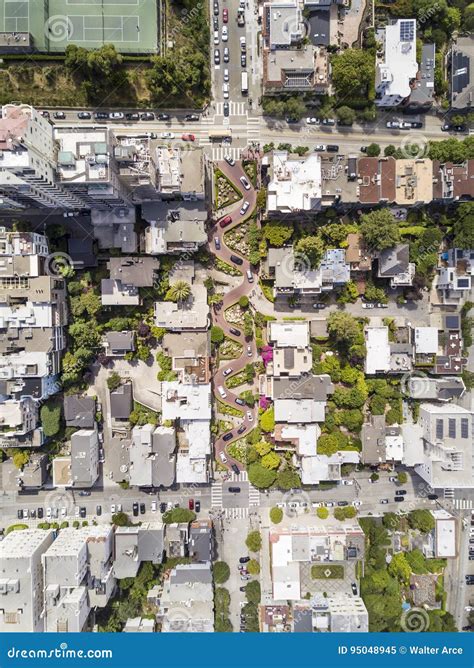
top-left (160, 563), bottom-right (214, 632)
top-left (449, 36), bottom-right (474, 110)
top-left (266, 321), bottom-right (312, 377)
top-left (54, 126), bottom-right (131, 210)
top-left (267, 151), bottom-right (322, 213)
top-left (113, 524), bottom-right (165, 579)
top-left (0, 105), bottom-right (84, 209)
top-left (142, 202), bottom-right (207, 255)
top-left (128, 423), bottom-right (177, 488)
top-left (70, 429), bottom-right (99, 489)
top-left (0, 529), bottom-right (54, 632)
top-left (375, 20), bottom-right (418, 107)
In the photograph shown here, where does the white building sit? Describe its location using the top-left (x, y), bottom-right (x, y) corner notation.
top-left (375, 20), bottom-right (418, 107)
top-left (364, 326), bottom-right (390, 375)
top-left (267, 151), bottom-right (322, 213)
top-left (0, 529), bottom-right (54, 632)
top-left (414, 327), bottom-right (439, 355)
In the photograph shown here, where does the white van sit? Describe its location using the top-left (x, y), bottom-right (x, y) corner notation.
top-left (217, 385), bottom-right (227, 399)
top-left (222, 83), bottom-right (229, 99)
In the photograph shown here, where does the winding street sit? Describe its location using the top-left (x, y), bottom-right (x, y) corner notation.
top-left (210, 160), bottom-right (258, 471)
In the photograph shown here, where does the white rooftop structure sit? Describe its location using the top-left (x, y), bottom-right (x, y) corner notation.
top-left (0, 303), bottom-right (53, 329)
top-left (364, 326), bottom-right (390, 375)
top-left (385, 431), bottom-right (404, 461)
top-left (281, 424), bottom-right (319, 457)
top-left (267, 151), bottom-right (322, 213)
top-left (414, 327), bottom-right (438, 355)
top-left (375, 19), bottom-right (418, 107)
top-left (269, 321), bottom-right (310, 348)
top-left (432, 510), bottom-right (456, 558)
top-left (301, 450), bottom-right (360, 485)
top-left (161, 382), bottom-right (212, 421)
top-left (274, 398), bottom-right (327, 423)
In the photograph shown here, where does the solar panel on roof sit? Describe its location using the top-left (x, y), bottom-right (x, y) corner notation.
top-left (445, 315), bottom-right (459, 328)
top-left (457, 278), bottom-right (470, 288)
top-left (400, 20), bottom-right (414, 42)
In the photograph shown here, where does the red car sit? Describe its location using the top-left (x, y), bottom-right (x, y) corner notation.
top-left (222, 8), bottom-right (228, 22)
top-left (188, 498), bottom-right (194, 511)
top-left (219, 215), bottom-right (232, 228)
top-left (181, 133), bottom-right (195, 141)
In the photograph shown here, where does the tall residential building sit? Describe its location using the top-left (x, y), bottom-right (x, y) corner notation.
top-left (0, 105), bottom-right (84, 209)
top-left (54, 126), bottom-right (131, 210)
top-left (0, 529), bottom-right (54, 632)
top-left (375, 20), bottom-right (418, 107)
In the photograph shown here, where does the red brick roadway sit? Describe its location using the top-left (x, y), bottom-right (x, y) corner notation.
top-left (210, 160), bottom-right (258, 472)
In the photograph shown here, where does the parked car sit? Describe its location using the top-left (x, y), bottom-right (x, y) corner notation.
top-left (224, 154), bottom-right (235, 166)
top-left (140, 503), bottom-right (145, 515)
top-left (397, 490), bottom-right (407, 495)
top-left (231, 464), bottom-right (240, 475)
top-left (77, 111), bottom-right (91, 119)
top-left (223, 367), bottom-right (233, 378)
top-left (285, 117), bottom-right (299, 124)
top-left (213, 0), bottom-right (219, 15)
top-left (360, 145), bottom-right (368, 153)
top-left (362, 302), bottom-right (375, 309)
top-left (79, 490), bottom-right (91, 496)
top-left (312, 302), bottom-right (326, 309)
top-left (195, 501), bottom-right (201, 512)
top-left (237, 424), bottom-right (246, 435)
top-left (325, 502), bottom-right (335, 507)
top-left (222, 26), bottom-right (228, 41)
top-left (132, 502), bottom-right (139, 517)
top-left (219, 214), bottom-right (232, 228)
top-left (217, 385), bottom-right (227, 398)
top-left (326, 145), bottom-right (339, 152)
top-left (400, 121), bottom-right (412, 129)
top-left (427, 494), bottom-right (438, 500)
top-left (386, 120), bottom-right (400, 129)
top-left (394, 497), bottom-right (405, 502)
top-left (337, 501), bottom-right (348, 507)
top-left (230, 254), bottom-right (244, 265)
top-left (125, 112), bottom-right (140, 121)
top-left (388, 476), bottom-right (397, 482)
top-left (229, 486), bottom-right (241, 493)
top-left (380, 499), bottom-right (389, 504)
top-left (181, 133), bottom-right (195, 141)
top-left (46, 507), bottom-right (52, 519)
top-left (246, 411), bottom-right (253, 422)
top-left (351, 582), bottom-right (358, 595)
top-left (375, 302), bottom-right (388, 308)
top-left (229, 327), bottom-right (241, 336)
top-left (160, 132), bottom-right (175, 139)
top-left (306, 117), bottom-right (319, 124)
top-left (110, 112), bottom-right (124, 120)
top-left (53, 111), bottom-right (66, 119)
top-left (156, 113), bottom-right (169, 121)
top-left (240, 574), bottom-right (250, 581)
top-left (17, 509), bottom-right (23, 519)
top-left (94, 111), bottom-right (109, 120)
top-left (223, 8), bottom-right (228, 22)
top-left (141, 112), bottom-right (155, 121)
top-left (352, 500), bottom-right (362, 507)
top-left (61, 507), bottom-right (67, 518)
top-left (321, 118), bottom-right (335, 126)
top-left (159, 502), bottom-right (167, 513)
top-left (239, 176), bottom-right (251, 190)
top-left (110, 504), bottom-right (116, 514)
top-left (184, 114), bottom-right (199, 122)
top-left (188, 499), bottom-right (194, 511)
top-left (219, 451), bottom-right (228, 463)
top-left (411, 121), bottom-right (423, 128)
top-left (247, 345), bottom-right (252, 357)
top-left (223, 432), bottom-right (234, 442)
top-left (214, 236), bottom-right (221, 250)
top-left (96, 505), bottom-right (102, 516)
top-left (80, 507), bottom-right (86, 518)
top-left (313, 145), bottom-right (326, 152)
top-left (37, 507), bottom-right (44, 519)
top-left (240, 53), bottom-right (246, 67)
top-left (235, 397), bottom-right (245, 406)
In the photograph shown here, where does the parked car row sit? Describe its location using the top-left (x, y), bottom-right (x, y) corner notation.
top-left (53, 111), bottom-right (201, 122)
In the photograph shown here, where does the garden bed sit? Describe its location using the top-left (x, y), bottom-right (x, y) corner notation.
top-left (242, 160), bottom-right (258, 186)
top-left (224, 303), bottom-right (246, 327)
top-left (219, 337), bottom-right (243, 359)
top-left (215, 169), bottom-right (243, 210)
top-left (216, 400), bottom-right (244, 418)
top-left (227, 438), bottom-right (248, 463)
top-left (225, 371), bottom-right (247, 389)
top-left (311, 565), bottom-right (344, 579)
top-left (224, 222), bottom-right (251, 258)
top-left (214, 257), bottom-right (242, 276)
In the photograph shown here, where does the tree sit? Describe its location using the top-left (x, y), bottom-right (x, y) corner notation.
top-left (294, 235), bottom-right (324, 268)
top-left (107, 372), bottom-right (122, 392)
top-left (336, 105), bottom-right (356, 126)
top-left (213, 561), bottom-right (230, 584)
top-left (162, 508), bottom-right (196, 524)
top-left (246, 530), bottom-right (262, 552)
top-left (40, 400), bottom-right (62, 437)
top-left (327, 312), bottom-right (362, 350)
top-left (334, 507), bottom-right (346, 521)
top-left (382, 512), bottom-right (400, 531)
top-left (261, 451), bottom-right (281, 470)
top-left (111, 512), bottom-right (130, 527)
top-left (384, 144), bottom-right (397, 157)
top-left (239, 295), bottom-right (249, 309)
top-left (318, 431), bottom-right (349, 456)
top-left (407, 509), bottom-right (435, 534)
top-left (166, 280), bottom-right (191, 303)
top-left (331, 48), bottom-right (375, 100)
top-left (247, 559), bottom-right (260, 575)
top-left (12, 450), bottom-right (29, 469)
top-left (245, 580), bottom-right (261, 604)
top-left (360, 209), bottom-right (400, 251)
top-left (262, 221), bottom-right (293, 247)
top-left (248, 463), bottom-right (277, 489)
top-left (337, 280), bottom-right (359, 304)
top-left (397, 471), bottom-right (408, 484)
top-left (366, 143), bottom-right (381, 157)
top-left (321, 222), bottom-right (353, 247)
top-left (211, 326), bottom-right (225, 344)
top-left (243, 312), bottom-right (253, 338)
top-left (370, 473), bottom-right (379, 482)
top-left (453, 202), bottom-right (474, 249)
top-left (317, 507), bottom-right (329, 519)
top-left (388, 552), bottom-right (411, 584)
top-left (270, 507), bottom-right (283, 524)
top-left (255, 441), bottom-right (272, 457)
top-left (259, 407), bottom-right (275, 433)
top-left (276, 468), bottom-right (301, 490)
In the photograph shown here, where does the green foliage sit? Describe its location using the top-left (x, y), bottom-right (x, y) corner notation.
top-left (294, 235), bottom-right (324, 268)
top-left (270, 507), bottom-right (283, 524)
top-left (336, 105), bottom-right (356, 125)
top-left (107, 372), bottom-right (122, 392)
top-left (317, 507), bottom-right (329, 519)
top-left (327, 312), bottom-right (363, 351)
top-left (247, 559), bottom-right (260, 575)
top-left (364, 281), bottom-right (388, 304)
top-left (334, 408), bottom-right (363, 433)
top-left (248, 463), bottom-right (277, 489)
top-left (366, 143), bottom-right (381, 157)
top-left (211, 326), bottom-right (225, 344)
top-left (245, 580), bottom-right (261, 604)
top-left (382, 513), bottom-right (400, 531)
top-left (12, 450), bottom-right (30, 469)
top-left (40, 400), bottom-right (62, 438)
top-left (453, 202), bottom-right (474, 249)
top-left (311, 564), bottom-right (344, 578)
top-left (428, 136), bottom-right (474, 164)
top-left (262, 221), bottom-right (293, 247)
top-left (111, 512), bottom-right (130, 527)
top-left (259, 407), bottom-right (275, 433)
top-left (162, 508), bottom-right (196, 524)
top-left (407, 509), bottom-right (435, 534)
top-left (165, 280), bottom-right (191, 303)
top-left (262, 95), bottom-right (306, 119)
top-left (397, 471), bottom-right (407, 484)
top-left (239, 295), bottom-right (249, 309)
top-left (331, 48), bottom-right (375, 101)
top-left (360, 209), bottom-right (400, 252)
top-left (261, 451), bottom-right (281, 470)
top-left (388, 552), bottom-right (411, 584)
top-left (318, 430), bottom-right (349, 455)
top-left (213, 561), bottom-right (230, 584)
top-left (246, 530), bottom-right (262, 553)
top-left (276, 468), bottom-right (301, 490)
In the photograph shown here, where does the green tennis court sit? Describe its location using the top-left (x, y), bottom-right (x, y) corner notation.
top-left (0, 0), bottom-right (159, 53)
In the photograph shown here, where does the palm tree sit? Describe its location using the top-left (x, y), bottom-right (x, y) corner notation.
top-left (168, 280), bottom-right (191, 303)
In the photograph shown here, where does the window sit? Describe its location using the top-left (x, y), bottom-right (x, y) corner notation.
top-left (448, 418), bottom-right (456, 439)
top-left (435, 419), bottom-right (443, 440)
top-left (461, 418), bottom-right (469, 439)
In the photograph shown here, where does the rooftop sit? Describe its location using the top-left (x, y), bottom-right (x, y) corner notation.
top-left (267, 151), bottom-right (322, 212)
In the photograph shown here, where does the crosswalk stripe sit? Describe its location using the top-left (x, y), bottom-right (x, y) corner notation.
top-left (249, 484), bottom-right (260, 506)
top-left (211, 146), bottom-right (243, 162)
top-left (224, 507), bottom-right (249, 519)
top-left (211, 482), bottom-right (223, 508)
top-left (453, 498), bottom-right (473, 509)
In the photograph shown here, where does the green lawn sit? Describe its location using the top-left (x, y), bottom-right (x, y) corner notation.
top-left (311, 564), bottom-right (344, 579)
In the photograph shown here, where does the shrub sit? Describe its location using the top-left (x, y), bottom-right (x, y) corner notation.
top-left (245, 530), bottom-right (262, 553)
top-left (247, 559), bottom-right (260, 575)
top-left (213, 561), bottom-right (230, 584)
top-left (107, 372), bottom-right (122, 392)
top-left (317, 507), bottom-right (329, 519)
top-left (270, 507), bottom-right (283, 524)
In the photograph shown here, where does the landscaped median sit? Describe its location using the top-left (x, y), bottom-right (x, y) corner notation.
top-left (214, 169), bottom-right (243, 210)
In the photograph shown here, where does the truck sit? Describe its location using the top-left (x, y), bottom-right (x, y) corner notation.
top-left (241, 71), bottom-right (248, 95)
